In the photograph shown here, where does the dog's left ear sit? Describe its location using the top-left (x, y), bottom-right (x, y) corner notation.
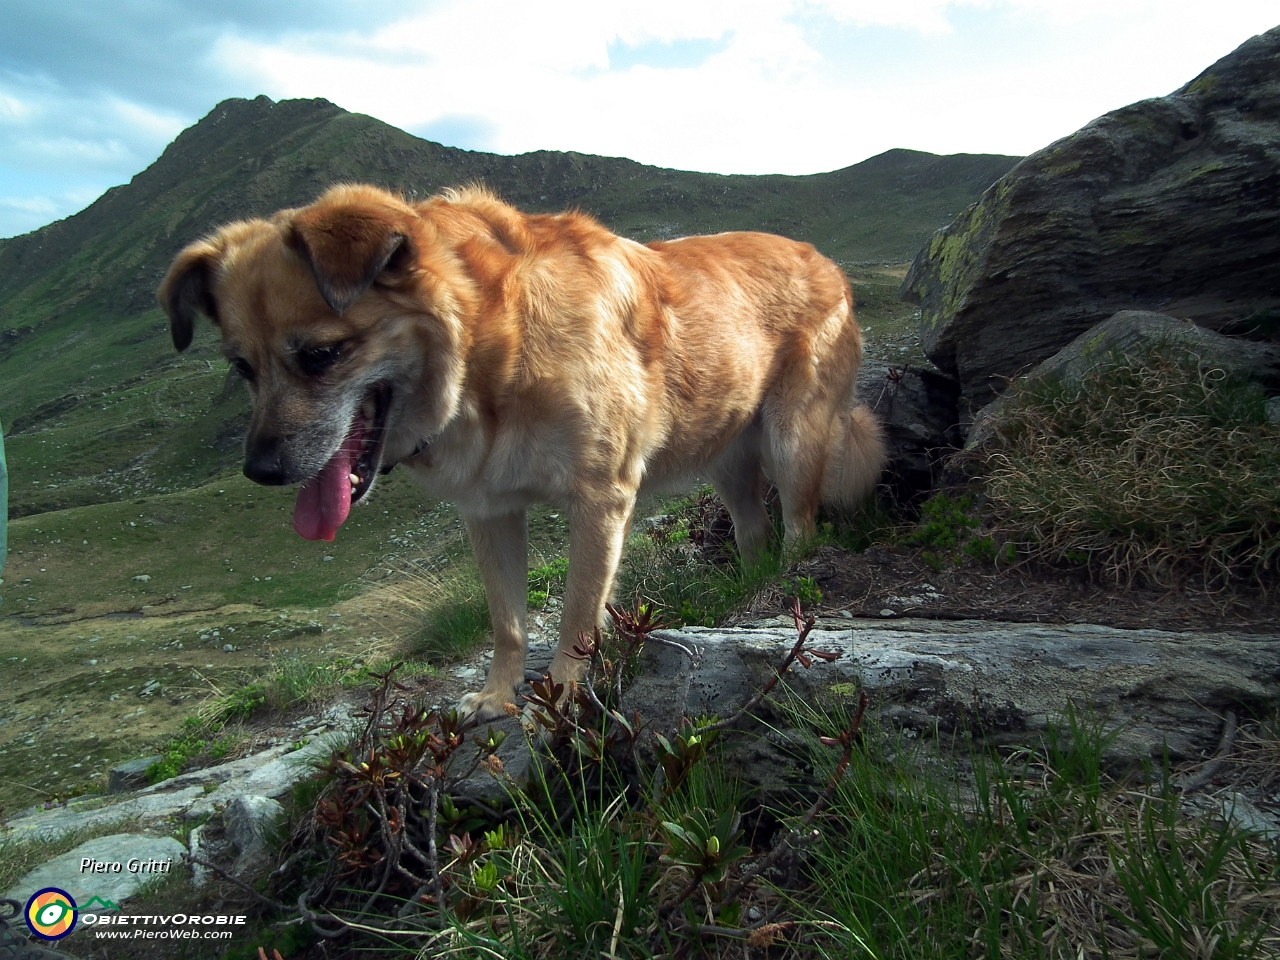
top-left (287, 203), bottom-right (415, 316)
top-left (158, 240), bottom-right (221, 353)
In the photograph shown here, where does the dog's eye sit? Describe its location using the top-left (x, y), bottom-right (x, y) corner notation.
top-left (297, 343), bottom-right (343, 376)
top-left (230, 357), bottom-right (255, 382)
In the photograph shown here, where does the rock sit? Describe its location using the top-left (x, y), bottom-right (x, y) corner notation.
top-left (857, 360), bottom-right (962, 502)
top-left (107, 755), bottom-right (163, 794)
top-left (626, 617), bottom-right (1280, 772)
top-left (966, 310), bottom-right (1280, 448)
top-left (1205, 792), bottom-right (1280, 840)
top-left (223, 795), bottom-right (284, 880)
top-left (188, 823), bottom-right (214, 889)
top-left (445, 715), bottom-right (532, 805)
top-left (223, 795), bottom-right (284, 855)
top-left (4, 834), bottom-right (186, 909)
top-left (1029, 310), bottom-right (1280, 389)
top-left (3, 786), bottom-right (209, 841)
top-left (185, 734), bottom-right (338, 821)
top-left (5, 736), bottom-right (338, 844)
top-left (901, 26), bottom-right (1280, 421)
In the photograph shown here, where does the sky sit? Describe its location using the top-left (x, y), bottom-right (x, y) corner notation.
top-left (0, 1), bottom-right (1277, 238)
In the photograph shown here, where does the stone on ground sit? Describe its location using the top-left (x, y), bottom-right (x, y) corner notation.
top-left (4, 834), bottom-right (186, 909)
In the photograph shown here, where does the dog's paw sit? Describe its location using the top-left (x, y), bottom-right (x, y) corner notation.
top-left (456, 689), bottom-right (519, 726)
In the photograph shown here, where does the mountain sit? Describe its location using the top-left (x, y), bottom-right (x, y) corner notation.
top-left (0, 96), bottom-right (1018, 518)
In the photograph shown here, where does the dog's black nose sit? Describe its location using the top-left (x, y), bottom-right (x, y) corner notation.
top-left (243, 442), bottom-right (290, 486)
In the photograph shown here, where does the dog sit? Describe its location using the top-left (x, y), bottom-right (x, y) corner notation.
top-left (159, 183), bottom-right (886, 722)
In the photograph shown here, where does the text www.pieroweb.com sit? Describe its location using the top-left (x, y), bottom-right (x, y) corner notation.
top-left (86, 913), bottom-right (245, 939)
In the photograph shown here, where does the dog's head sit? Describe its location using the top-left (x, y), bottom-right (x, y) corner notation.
top-left (159, 185), bottom-right (470, 541)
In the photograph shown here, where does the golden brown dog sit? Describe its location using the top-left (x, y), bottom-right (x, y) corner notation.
top-left (159, 184), bottom-right (886, 721)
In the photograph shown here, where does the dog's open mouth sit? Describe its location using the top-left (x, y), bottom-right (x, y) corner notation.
top-left (293, 384), bottom-right (390, 542)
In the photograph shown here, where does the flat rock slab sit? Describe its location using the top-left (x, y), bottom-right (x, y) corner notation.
top-left (1, 786), bottom-right (209, 841)
top-left (4, 734), bottom-right (342, 843)
top-left (629, 616), bottom-right (1280, 764)
top-left (5, 833), bottom-right (186, 907)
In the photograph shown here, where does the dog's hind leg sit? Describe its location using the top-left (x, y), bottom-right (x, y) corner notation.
top-left (708, 422), bottom-right (772, 564)
top-left (763, 403), bottom-right (838, 549)
top-left (549, 492), bottom-right (635, 687)
top-left (458, 511), bottom-right (529, 723)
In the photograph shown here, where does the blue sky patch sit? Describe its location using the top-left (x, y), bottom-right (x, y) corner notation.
top-left (606, 33), bottom-right (732, 73)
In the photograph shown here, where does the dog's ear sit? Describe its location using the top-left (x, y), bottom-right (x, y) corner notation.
top-left (286, 204), bottom-right (414, 316)
top-left (158, 241), bottom-right (221, 353)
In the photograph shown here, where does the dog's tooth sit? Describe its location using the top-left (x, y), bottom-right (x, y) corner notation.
top-left (361, 398), bottom-right (376, 420)
top-left (349, 472), bottom-right (360, 486)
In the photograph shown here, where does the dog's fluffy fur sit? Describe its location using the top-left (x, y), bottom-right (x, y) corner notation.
top-left (159, 184), bottom-right (886, 721)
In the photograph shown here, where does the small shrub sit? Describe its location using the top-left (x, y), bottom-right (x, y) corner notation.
top-left (527, 556), bottom-right (569, 608)
top-left (146, 716), bottom-right (242, 784)
top-left (786, 575), bottom-right (824, 607)
top-left (906, 492), bottom-right (1013, 570)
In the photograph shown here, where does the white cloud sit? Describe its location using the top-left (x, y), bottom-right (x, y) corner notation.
top-left (804, 0), bottom-right (991, 33)
top-left (0, 92), bottom-right (33, 120)
top-left (0, 195), bottom-right (59, 216)
top-left (202, 0), bottom-right (1280, 177)
top-left (3, 0), bottom-right (1279, 234)
top-left (108, 98), bottom-right (187, 143)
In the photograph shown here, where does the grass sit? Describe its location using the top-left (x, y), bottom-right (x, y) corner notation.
top-left (795, 702), bottom-right (1280, 959)
top-left (361, 560), bottom-right (494, 664)
top-left (257, 664), bottom-right (1280, 960)
top-left (905, 491), bottom-right (1016, 571)
top-left (978, 345), bottom-right (1280, 588)
top-left (618, 531), bottom-right (790, 628)
top-left (616, 488), bottom-right (891, 627)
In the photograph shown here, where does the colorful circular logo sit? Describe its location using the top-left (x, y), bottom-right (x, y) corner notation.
top-left (25, 887), bottom-right (78, 940)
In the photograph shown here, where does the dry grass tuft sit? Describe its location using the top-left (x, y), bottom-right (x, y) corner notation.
top-left (363, 558), bottom-right (492, 663)
top-left (979, 347), bottom-right (1280, 589)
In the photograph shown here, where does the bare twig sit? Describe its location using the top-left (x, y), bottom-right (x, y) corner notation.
top-left (1177, 708), bottom-right (1238, 794)
top-left (692, 597), bottom-right (835, 738)
top-left (720, 690), bottom-right (868, 906)
top-left (181, 852), bottom-right (291, 913)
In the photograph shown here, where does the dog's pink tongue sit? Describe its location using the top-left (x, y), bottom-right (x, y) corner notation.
top-left (293, 450), bottom-right (353, 542)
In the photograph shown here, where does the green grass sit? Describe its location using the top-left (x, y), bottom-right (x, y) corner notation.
top-left (795, 708), bottom-right (1280, 959)
top-left (905, 491), bottom-right (1016, 571)
top-left (617, 522), bottom-right (788, 627)
top-left (0, 469), bottom-right (472, 619)
top-left (617, 490), bottom-right (890, 626)
top-left (144, 716), bottom-right (243, 784)
top-left (270, 675), bottom-right (1280, 960)
top-left (978, 345), bottom-right (1280, 587)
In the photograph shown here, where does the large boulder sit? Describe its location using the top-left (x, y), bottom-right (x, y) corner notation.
top-left (856, 361), bottom-right (962, 502)
top-left (900, 25), bottom-right (1280, 422)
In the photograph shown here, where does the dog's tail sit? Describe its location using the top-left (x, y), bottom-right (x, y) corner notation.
top-left (822, 404), bottom-right (888, 508)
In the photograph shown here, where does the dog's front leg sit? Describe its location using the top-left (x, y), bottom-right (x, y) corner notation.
top-left (550, 494), bottom-right (635, 688)
top-left (458, 511), bottom-right (529, 723)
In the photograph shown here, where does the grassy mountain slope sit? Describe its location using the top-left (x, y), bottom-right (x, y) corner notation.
top-left (0, 95), bottom-right (1017, 518)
